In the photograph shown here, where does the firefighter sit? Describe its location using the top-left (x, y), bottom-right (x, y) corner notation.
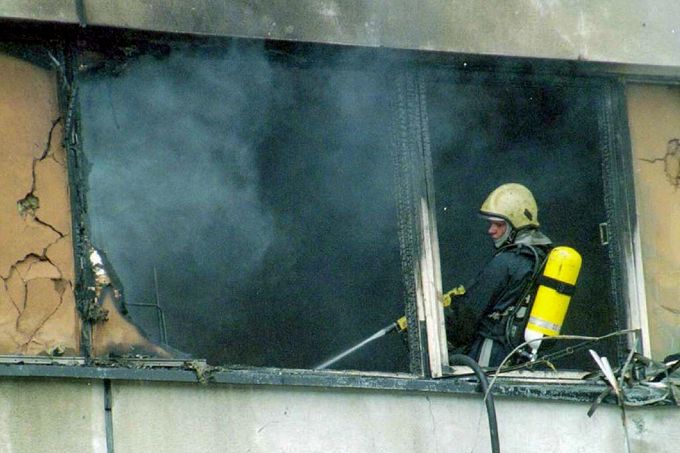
top-left (444, 183), bottom-right (553, 367)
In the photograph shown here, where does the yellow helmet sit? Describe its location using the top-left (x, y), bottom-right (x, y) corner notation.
top-left (480, 183), bottom-right (539, 230)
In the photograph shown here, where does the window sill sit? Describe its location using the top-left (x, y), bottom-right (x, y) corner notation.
top-left (0, 356), bottom-right (674, 407)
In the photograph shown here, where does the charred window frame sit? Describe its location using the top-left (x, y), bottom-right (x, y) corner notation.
top-left (53, 31), bottom-right (644, 387)
top-left (415, 68), bottom-right (644, 377)
top-left (597, 79), bottom-right (647, 359)
top-left (68, 36), bottom-right (427, 374)
top-left (60, 40), bottom-right (456, 377)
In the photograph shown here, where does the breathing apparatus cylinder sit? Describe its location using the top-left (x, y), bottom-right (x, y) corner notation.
top-left (524, 246), bottom-right (582, 358)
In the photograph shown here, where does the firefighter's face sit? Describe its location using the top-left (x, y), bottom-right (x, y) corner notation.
top-left (487, 220), bottom-right (507, 240)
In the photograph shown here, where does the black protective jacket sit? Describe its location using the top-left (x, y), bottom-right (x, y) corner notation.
top-left (445, 229), bottom-right (551, 367)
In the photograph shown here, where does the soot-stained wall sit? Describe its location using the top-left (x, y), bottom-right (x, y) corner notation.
top-left (0, 53), bottom-right (79, 355)
top-left (78, 42), bottom-right (409, 371)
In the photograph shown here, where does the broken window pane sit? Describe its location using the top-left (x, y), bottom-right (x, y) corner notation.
top-left (78, 42), bottom-right (409, 372)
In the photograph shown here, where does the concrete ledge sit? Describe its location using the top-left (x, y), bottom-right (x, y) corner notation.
top-left (0, 361), bottom-right (634, 405)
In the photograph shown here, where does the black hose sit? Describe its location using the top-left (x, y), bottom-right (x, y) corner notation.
top-left (450, 354), bottom-right (500, 453)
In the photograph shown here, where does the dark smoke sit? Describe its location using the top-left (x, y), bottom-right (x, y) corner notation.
top-left (79, 41), bottom-right (408, 371)
top-left (78, 39), bottom-right (618, 372)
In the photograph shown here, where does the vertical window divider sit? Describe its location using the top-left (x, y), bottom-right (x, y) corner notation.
top-left (415, 72), bottom-right (449, 378)
top-left (599, 80), bottom-right (651, 357)
top-left (391, 69), bottom-right (448, 378)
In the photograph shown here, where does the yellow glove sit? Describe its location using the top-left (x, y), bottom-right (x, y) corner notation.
top-left (395, 316), bottom-right (408, 332)
top-left (442, 285), bottom-right (466, 308)
top-left (394, 285), bottom-right (465, 333)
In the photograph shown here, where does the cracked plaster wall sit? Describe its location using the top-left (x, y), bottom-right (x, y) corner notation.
top-left (0, 50), bottom-right (174, 359)
top-left (626, 83), bottom-right (680, 359)
top-left (0, 52), bottom-right (79, 356)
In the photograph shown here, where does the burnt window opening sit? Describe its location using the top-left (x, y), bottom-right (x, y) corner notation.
top-left (73, 36), bottom-right (638, 377)
top-left (426, 73), bottom-right (629, 371)
top-left (78, 41), bottom-right (411, 372)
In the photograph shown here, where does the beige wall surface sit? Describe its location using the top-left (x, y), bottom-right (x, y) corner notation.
top-left (1, 1), bottom-right (680, 74)
top-left (109, 380), bottom-right (678, 453)
top-left (626, 84), bottom-right (680, 360)
top-left (0, 53), bottom-right (80, 356)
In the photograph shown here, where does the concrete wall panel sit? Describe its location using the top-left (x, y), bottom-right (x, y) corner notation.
top-left (0, 0), bottom-right (76, 23)
top-left (1, 2), bottom-right (679, 73)
top-left (83, 1), bottom-right (680, 72)
top-left (110, 380), bottom-right (680, 453)
top-left (0, 378), bottom-right (105, 453)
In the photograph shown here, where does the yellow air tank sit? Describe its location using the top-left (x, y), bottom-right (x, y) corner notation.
top-left (524, 246), bottom-right (582, 358)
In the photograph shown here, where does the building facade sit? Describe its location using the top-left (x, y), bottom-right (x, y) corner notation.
top-left (0, 2), bottom-right (678, 452)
